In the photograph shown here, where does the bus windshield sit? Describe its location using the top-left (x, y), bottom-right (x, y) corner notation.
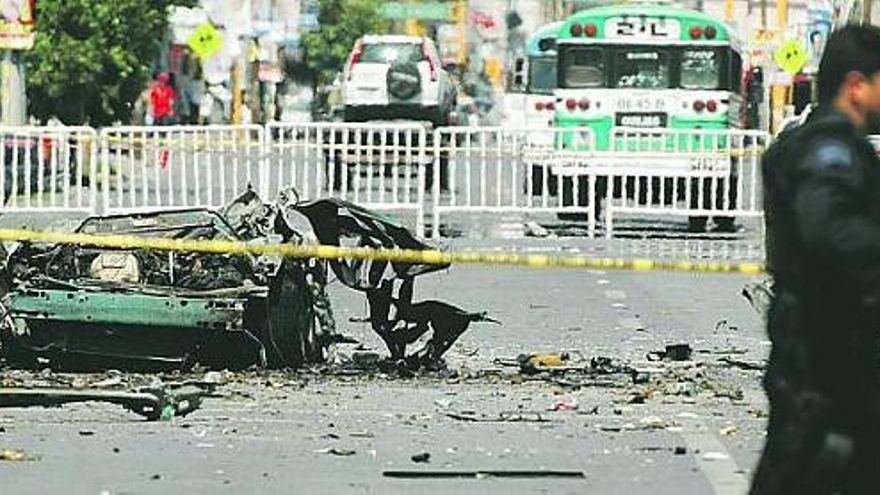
top-left (560, 47), bottom-right (604, 88)
top-left (559, 45), bottom-right (732, 90)
top-left (528, 57), bottom-right (557, 93)
top-left (680, 48), bottom-right (721, 89)
top-left (614, 48), bottom-right (669, 89)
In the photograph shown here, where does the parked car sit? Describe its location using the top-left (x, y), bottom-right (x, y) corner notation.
top-left (342, 35), bottom-right (458, 127)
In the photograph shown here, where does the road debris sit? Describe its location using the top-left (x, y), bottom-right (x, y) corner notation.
top-left (444, 411), bottom-right (550, 423)
top-left (0, 382), bottom-right (211, 420)
top-left (383, 470), bottom-right (586, 479)
top-left (410, 452), bottom-right (431, 463)
top-left (647, 344), bottom-right (693, 362)
top-left (315, 447), bottom-right (356, 456)
top-left (719, 425), bottom-right (739, 436)
top-left (550, 397), bottom-right (579, 411)
top-left (742, 278), bottom-right (773, 320)
top-left (0, 448), bottom-right (37, 461)
top-left (294, 198), bottom-right (498, 370)
top-left (719, 356), bottom-right (765, 371)
top-left (517, 352), bottom-right (570, 373)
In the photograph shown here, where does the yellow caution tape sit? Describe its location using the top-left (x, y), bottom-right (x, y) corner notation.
top-left (0, 228), bottom-right (765, 275)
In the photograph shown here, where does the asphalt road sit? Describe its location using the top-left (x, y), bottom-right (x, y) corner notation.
top-left (0, 232), bottom-right (770, 495)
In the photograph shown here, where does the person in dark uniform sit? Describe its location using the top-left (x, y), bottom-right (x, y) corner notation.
top-left (751, 25), bottom-right (880, 494)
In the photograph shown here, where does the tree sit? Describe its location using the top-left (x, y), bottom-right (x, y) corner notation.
top-left (301, 0), bottom-right (389, 86)
top-left (25, 0), bottom-right (194, 126)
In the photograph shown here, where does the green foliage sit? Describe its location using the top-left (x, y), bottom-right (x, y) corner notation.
top-left (302, 0), bottom-right (389, 86)
top-left (25, 0), bottom-right (195, 125)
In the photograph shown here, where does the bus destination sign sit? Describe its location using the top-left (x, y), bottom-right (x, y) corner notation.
top-left (604, 17), bottom-right (681, 40)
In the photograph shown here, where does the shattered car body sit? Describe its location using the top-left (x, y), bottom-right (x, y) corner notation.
top-left (297, 199), bottom-right (499, 369)
top-left (0, 191), bottom-right (328, 371)
top-left (0, 190), bottom-right (493, 372)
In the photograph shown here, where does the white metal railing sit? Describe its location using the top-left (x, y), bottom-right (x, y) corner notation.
top-left (266, 122), bottom-right (430, 236)
top-left (99, 125), bottom-right (264, 213)
top-left (0, 123), bottom-right (777, 241)
top-left (589, 127), bottom-right (770, 237)
top-left (430, 126), bottom-right (595, 238)
top-left (0, 126), bottom-right (98, 213)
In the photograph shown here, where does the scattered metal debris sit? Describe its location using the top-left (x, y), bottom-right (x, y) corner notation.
top-left (315, 447), bottom-right (356, 456)
top-left (444, 411), bottom-right (550, 423)
top-left (742, 278), bottom-right (773, 320)
top-left (719, 356), bottom-right (765, 371)
top-left (0, 382), bottom-right (211, 420)
top-left (294, 198), bottom-right (498, 369)
top-left (647, 344), bottom-right (693, 362)
top-left (383, 470), bottom-right (586, 479)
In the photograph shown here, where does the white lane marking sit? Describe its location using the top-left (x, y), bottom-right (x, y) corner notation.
top-left (678, 418), bottom-right (750, 495)
top-left (604, 290), bottom-right (627, 300)
top-left (617, 317), bottom-right (645, 331)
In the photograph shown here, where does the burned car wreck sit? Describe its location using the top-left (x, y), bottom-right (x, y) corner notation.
top-left (0, 190), bottom-right (330, 371)
top-left (0, 191), bottom-right (494, 371)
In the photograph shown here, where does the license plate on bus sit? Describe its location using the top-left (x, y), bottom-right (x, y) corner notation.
top-left (615, 113), bottom-right (667, 128)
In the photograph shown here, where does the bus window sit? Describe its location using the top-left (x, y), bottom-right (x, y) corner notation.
top-left (561, 47), bottom-right (604, 88)
top-left (614, 48), bottom-right (669, 89)
top-left (681, 48), bottom-right (722, 90)
top-left (528, 57), bottom-right (557, 94)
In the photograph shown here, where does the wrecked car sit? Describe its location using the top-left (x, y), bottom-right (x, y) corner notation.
top-left (0, 190), bottom-right (493, 372)
top-left (0, 190), bottom-right (329, 371)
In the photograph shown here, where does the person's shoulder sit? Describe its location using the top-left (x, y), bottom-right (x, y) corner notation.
top-left (793, 131), bottom-right (861, 176)
top-left (805, 137), bottom-right (855, 167)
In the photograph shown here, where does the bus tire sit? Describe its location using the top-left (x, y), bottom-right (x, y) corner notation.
top-left (556, 175), bottom-right (602, 222)
top-left (712, 174), bottom-right (739, 233)
top-left (688, 216), bottom-right (708, 232)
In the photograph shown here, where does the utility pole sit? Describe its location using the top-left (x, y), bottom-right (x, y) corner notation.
top-left (0, 0), bottom-right (32, 126)
top-left (0, 50), bottom-right (26, 125)
top-left (760, 0), bottom-right (768, 33)
top-left (454, 0), bottom-right (467, 66)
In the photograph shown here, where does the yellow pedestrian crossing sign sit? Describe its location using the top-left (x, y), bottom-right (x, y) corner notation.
top-left (188, 22), bottom-right (223, 60)
top-left (773, 40), bottom-right (808, 75)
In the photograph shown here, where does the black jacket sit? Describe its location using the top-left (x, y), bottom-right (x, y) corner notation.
top-left (752, 106), bottom-right (880, 494)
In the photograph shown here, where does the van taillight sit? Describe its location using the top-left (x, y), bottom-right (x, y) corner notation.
top-left (423, 41), bottom-right (438, 81)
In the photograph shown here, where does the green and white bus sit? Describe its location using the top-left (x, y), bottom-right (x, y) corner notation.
top-left (550, 2), bottom-right (745, 231)
top-left (503, 21), bottom-right (564, 131)
top-left (550, 2), bottom-right (746, 230)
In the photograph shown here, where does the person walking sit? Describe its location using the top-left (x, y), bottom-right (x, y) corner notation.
top-left (149, 72), bottom-right (176, 125)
